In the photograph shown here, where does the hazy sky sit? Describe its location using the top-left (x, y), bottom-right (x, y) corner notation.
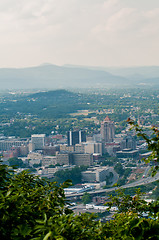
top-left (1, 0), bottom-right (159, 68)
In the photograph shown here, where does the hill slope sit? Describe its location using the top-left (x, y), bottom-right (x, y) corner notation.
top-left (0, 64), bottom-right (159, 90)
top-left (0, 64), bottom-right (128, 89)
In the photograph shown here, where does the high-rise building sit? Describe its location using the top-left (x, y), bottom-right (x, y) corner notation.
top-left (67, 130), bottom-right (86, 146)
top-left (120, 135), bottom-right (136, 150)
top-left (101, 116), bottom-right (115, 143)
top-left (31, 134), bottom-right (46, 150)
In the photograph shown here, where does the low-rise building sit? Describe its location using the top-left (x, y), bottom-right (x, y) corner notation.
top-left (72, 153), bottom-right (93, 166)
top-left (60, 144), bottom-right (74, 152)
top-left (56, 152), bottom-right (93, 166)
top-left (116, 148), bottom-right (139, 159)
top-left (75, 142), bottom-right (103, 155)
top-left (0, 139), bottom-right (29, 151)
top-left (42, 145), bottom-right (60, 156)
top-left (27, 152), bottom-right (43, 160)
top-left (56, 152), bottom-right (70, 165)
top-left (42, 156), bottom-right (57, 166)
top-left (82, 167), bottom-right (112, 183)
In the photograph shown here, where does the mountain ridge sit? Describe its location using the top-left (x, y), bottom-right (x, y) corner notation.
top-left (0, 64), bottom-right (158, 89)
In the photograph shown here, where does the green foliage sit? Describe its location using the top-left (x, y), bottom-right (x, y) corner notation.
top-left (106, 180), bottom-right (159, 201)
top-left (114, 162), bottom-right (124, 176)
top-left (1, 88), bottom-right (159, 138)
top-left (115, 166), bottom-right (132, 186)
top-left (126, 162), bottom-right (136, 167)
top-left (105, 172), bottom-right (114, 186)
top-left (108, 188), bottom-right (159, 218)
top-left (116, 178), bottom-right (126, 186)
top-left (106, 188), bottom-right (159, 240)
top-left (124, 168), bottom-right (132, 178)
top-left (34, 213), bottom-right (103, 240)
top-left (101, 160), bottom-right (114, 166)
top-left (54, 166), bottom-right (88, 185)
top-left (128, 118), bottom-right (159, 176)
top-left (0, 162), bottom-right (72, 239)
top-left (152, 186), bottom-right (159, 200)
top-left (81, 192), bottom-right (92, 205)
top-left (0, 162), bottom-right (159, 239)
top-left (104, 212), bottom-right (159, 240)
top-left (108, 189), bottom-right (147, 215)
top-left (33, 163), bottom-right (42, 168)
top-left (8, 157), bottom-right (25, 168)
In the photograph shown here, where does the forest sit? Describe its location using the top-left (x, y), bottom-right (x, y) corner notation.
top-left (0, 88), bottom-right (158, 137)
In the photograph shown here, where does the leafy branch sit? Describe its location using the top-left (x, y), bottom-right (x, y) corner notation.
top-left (127, 118), bottom-right (159, 176)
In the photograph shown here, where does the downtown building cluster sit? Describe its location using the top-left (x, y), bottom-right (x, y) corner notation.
top-left (0, 116), bottom-right (142, 181)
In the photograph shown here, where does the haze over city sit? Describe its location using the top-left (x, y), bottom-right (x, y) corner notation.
top-left (0, 1), bottom-right (159, 238)
top-left (0, 0), bottom-right (159, 68)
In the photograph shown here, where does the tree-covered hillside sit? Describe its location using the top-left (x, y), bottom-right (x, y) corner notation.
top-left (0, 88), bottom-right (158, 137)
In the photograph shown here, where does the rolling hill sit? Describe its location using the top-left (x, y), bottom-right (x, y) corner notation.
top-left (0, 64), bottom-right (158, 90)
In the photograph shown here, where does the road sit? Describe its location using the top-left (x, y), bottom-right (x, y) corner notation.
top-left (66, 172), bottom-right (159, 198)
top-left (143, 166), bottom-right (151, 177)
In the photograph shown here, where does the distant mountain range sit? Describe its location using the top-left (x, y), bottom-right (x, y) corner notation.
top-left (0, 64), bottom-right (158, 90)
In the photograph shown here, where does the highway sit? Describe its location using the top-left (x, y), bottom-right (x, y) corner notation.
top-left (143, 166), bottom-right (151, 177)
top-left (66, 172), bottom-right (159, 198)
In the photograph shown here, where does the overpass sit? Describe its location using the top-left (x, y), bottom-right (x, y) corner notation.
top-left (66, 172), bottom-right (159, 199)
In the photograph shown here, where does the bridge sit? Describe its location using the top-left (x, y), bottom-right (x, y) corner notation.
top-left (66, 172), bottom-right (159, 199)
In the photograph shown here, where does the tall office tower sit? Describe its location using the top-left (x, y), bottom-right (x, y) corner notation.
top-left (31, 134), bottom-right (46, 150)
top-left (101, 116), bottom-right (115, 143)
top-left (67, 130), bottom-right (86, 146)
top-left (120, 135), bottom-right (136, 150)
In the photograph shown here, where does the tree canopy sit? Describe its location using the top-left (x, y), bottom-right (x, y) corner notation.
top-left (0, 161), bottom-right (159, 240)
top-left (128, 118), bottom-right (159, 176)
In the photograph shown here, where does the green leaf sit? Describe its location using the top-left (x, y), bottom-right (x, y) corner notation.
top-left (43, 231), bottom-right (52, 240)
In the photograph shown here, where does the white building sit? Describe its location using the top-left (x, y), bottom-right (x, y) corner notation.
top-left (82, 167), bottom-right (111, 183)
top-left (84, 142), bottom-right (103, 155)
top-left (31, 134), bottom-right (46, 151)
top-left (75, 142), bottom-right (103, 155)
